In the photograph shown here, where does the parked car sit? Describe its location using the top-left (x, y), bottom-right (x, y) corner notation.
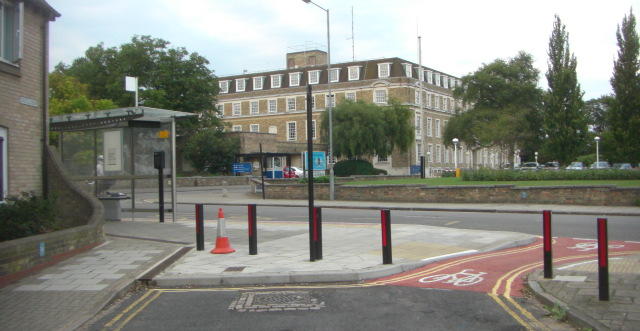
top-left (612, 163), bottom-right (633, 170)
top-left (589, 161), bottom-right (611, 169)
top-left (283, 166), bottom-right (303, 178)
top-left (543, 161), bottom-right (560, 170)
top-left (566, 161), bottom-right (585, 170)
top-left (519, 162), bottom-right (541, 170)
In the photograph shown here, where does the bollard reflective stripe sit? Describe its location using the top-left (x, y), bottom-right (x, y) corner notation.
top-left (381, 210), bottom-right (387, 247)
top-left (543, 210), bottom-right (552, 251)
top-left (542, 210), bottom-right (553, 279)
top-left (598, 218), bottom-right (608, 268)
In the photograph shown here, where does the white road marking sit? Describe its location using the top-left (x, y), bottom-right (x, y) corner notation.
top-left (557, 257), bottom-right (623, 270)
top-left (421, 250), bottom-right (478, 262)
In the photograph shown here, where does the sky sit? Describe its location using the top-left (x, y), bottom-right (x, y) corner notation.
top-left (47, 0), bottom-right (639, 100)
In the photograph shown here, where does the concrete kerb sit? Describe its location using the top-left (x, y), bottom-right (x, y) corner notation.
top-left (527, 269), bottom-right (609, 331)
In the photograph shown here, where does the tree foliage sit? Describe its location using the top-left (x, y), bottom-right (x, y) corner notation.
top-left (542, 16), bottom-right (587, 165)
top-left (54, 35), bottom-right (221, 136)
top-left (606, 9), bottom-right (640, 163)
top-left (320, 99), bottom-right (414, 159)
top-left (182, 129), bottom-right (240, 174)
top-left (583, 96), bottom-right (613, 134)
top-left (48, 72), bottom-right (117, 116)
top-left (446, 52), bottom-right (543, 160)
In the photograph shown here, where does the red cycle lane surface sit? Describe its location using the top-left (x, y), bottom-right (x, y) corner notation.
top-left (369, 237), bottom-right (640, 297)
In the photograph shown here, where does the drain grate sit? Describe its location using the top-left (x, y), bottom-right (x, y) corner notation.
top-left (229, 291), bottom-right (325, 312)
top-left (224, 266), bottom-right (246, 272)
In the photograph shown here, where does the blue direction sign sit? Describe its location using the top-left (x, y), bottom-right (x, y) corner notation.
top-left (232, 162), bottom-right (252, 173)
top-left (303, 151), bottom-right (327, 171)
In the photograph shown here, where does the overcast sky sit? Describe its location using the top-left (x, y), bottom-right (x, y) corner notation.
top-left (48, 0), bottom-right (638, 100)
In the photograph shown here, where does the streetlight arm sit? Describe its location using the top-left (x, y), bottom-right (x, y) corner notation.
top-left (302, 0), bottom-right (327, 12)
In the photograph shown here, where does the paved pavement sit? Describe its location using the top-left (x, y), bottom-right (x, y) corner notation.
top-left (1, 187), bottom-right (639, 330)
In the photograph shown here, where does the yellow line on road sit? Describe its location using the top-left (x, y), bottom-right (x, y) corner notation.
top-left (113, 290), bottom-right (163, 331)
top-left (488, 293), bottom-right (533, 330)
top-left (444, 221), bottom-right (459, 226)
top-left (104, 289), bottom-right (157, 328)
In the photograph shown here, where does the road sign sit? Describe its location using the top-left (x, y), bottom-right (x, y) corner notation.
top-left (232, 162), bottom-right (252, 173)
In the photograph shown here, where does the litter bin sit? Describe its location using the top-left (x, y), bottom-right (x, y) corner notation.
top-left (98, 192), bottom-right (130, 221)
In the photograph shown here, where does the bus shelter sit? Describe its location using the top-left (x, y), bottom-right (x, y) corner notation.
top-left (49, 107), bottom-right (195, 222)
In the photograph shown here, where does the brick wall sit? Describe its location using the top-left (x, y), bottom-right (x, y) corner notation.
top-left (0, 5), bottom-right (47, 196)
top-left (263, 182), bottom-right (640, 206)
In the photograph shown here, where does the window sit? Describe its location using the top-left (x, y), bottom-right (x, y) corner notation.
top-left (436, 144), bottom-right (442, 162)
top-left (444, 148), bottom-right (450, 163)
top-left (325, 94), bottom-right (335, 108)
top-left (287, 97), bottom-right (296, 112)
top-left (345, 91), bottom-right (356, 101)
top-left (348, 66), bottom-right (360, 81)
top-left (434, 95), bottom-right (440, 110)
top-left (232, 125), bottom-right (242, 132)
top-left (416, 141), bottom-right (423, 162)
top-left (415, 114), bottom-right (422, 137)
top-left (219, 81), bottom-right (229, 93)
top-left (268, 126), bottom-right (278, 134)
top-left (0, 127), bottom-right (6, 201)
top-left (378, 63), bottom-right (391, 78)
top-left (250, 124), bottom-right (260, 132)
top-left (236, 78), bottom-right (246, 92)
top-left (435, 119), bottom-right (441, 138)
top-left (0, 1), bottom-right (22, 63)
top-left (253, 77), bottom-right (263, 90)
top-left (289, 72), bottom-right (301, 86)
top-left (377, 155), bottom-right (388, 162)
top-left (287, 121), bottom-right (297, 141)
top-left (374, 89), bottom-right (387, 104)
top-left (415, 89), bottom-right (421, 105)
top-left (443, 76), bottom-right (449, 89)
top-left (250, 101), bottom-right (259, 115)
top-left (308, 70), bottom-right (320, 84)
top-left (435, 73), bottom-right (441, 87)
top-left (268, 99), bottom-right (277, 113)
top-left (428, 144), bottom-right (433, 162)
top-left (271, 74), bottom-right (282, 88)
top-left (216, 104), bottom-right (224, 118)
top-left (426, 117), bottom-right (433, 137)
top-left (329, 68), bottom-right (340, 82)
top-left (427, 71), bottom-right (433, 84)
top-left (232, 103), bottom-right (241, 116)
top-left (404, 63), bottom-right (413, 78)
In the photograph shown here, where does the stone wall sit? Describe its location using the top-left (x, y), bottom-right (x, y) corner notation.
top-left (0, 147), bottom-right (104, 287)
top-left (263, 182), bottom-right (640, 206)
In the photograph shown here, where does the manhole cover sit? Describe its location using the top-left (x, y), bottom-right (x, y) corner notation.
top-left (229, 291), bottom-right (325, 312)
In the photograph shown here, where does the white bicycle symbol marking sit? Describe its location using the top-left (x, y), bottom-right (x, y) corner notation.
top-left (418, 269), bottom-right (487, 286)
top-left (568, 242), bottom-right (624, 252)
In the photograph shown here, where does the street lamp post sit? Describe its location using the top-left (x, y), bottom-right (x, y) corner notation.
top-left (426, 151), bottom-right (431, 177)
top-left (452, 138), bottom-right (459, 170)
top-left (302, 0), bottom-right (335, 200)
top-left (535, 151), bottom-right (539, 164)
top-left (595, 136), bottom-right (601, 168)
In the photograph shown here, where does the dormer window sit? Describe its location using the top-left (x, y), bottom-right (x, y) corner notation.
top-left (289, 72), bottom-right (301, 86)
top-left (308, 70), bottom-right (320, 84)
top-left (236, 78), bottom-right (246, 92)
top-left (329, 68), bottom-right (340, 83)
top-left (253, 76), bottom-right (264, 90)
top-left (219, 80), bottom-right (229, 93)
top-left (271, 74), bottom-right (282, 88)
top-left (404, 63), bottom-right (413, 78)
top-left (378, 63), bottom-right (391, 78)
top-left (348, 66), bottom-right (360, 81)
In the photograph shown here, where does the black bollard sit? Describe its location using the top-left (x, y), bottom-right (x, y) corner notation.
top-left (195, 204), bottom-right (204, 251)
top-left (248, 204), bottom-right (257, 255)
top-left (381, 209), bottom-right (392, 264)
top-left (597, 218), bottom-right (609, 301)
top-left (543, 210), bottom-right (553, 279)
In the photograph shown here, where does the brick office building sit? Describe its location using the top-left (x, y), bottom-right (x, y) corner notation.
top-left (217, 50), bottom-right (506, 175)
top-left (0, 0), bottom-right (59, 200)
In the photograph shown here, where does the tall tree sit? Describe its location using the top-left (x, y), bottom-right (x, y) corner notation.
top-left (55, 35), bottom-right (221, 135)
top-left (320, 99), bottom-right (413, 159)
top-left (48, 72), bottom-right (117, 116)
top-left (446, 52), bottom-right (543, 161)
top-left (542, 15), bottom-right (587, 165)
top-left (606, 9), bottom-right (640, 163)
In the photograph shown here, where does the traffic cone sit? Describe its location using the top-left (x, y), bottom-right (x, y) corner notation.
top-left (211, 208), bottom-right (235, 254)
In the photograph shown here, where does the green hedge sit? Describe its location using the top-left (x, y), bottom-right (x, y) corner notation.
top-left (0, 193), bottom-right (59, 242)
top-left (333, 160), bottom-right (387, 177)
top-left (461, 169), bottom-right (640, 181)
top-left (298, 176), bottom-right (330, 184)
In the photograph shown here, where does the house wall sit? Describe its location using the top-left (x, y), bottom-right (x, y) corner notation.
top-left (0, 3), bottom-right (47, 197)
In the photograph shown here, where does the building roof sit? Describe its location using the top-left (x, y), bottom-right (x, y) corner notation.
top-left (49, 107), bottom-right (195, 131)
top-left (28, 0), bottom-right (61, 21)
top-left (218, 57), bottom-right (459, 94)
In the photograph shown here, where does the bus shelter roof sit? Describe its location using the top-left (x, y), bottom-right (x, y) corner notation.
top-left (49, 107), bottom-right (195, 132)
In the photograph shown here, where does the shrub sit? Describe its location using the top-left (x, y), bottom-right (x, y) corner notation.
top-left (461, 169), bottom-right (640, 181)
top-left (0, 192), bottom-right (59, 242)
top-left (333, 160), bottom-right (384, 176)
top-left (298, 176), bottom-right (330, 184)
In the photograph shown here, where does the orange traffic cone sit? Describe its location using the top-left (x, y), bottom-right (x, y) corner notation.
top-left (211, 208), bottom-right (235, 254)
